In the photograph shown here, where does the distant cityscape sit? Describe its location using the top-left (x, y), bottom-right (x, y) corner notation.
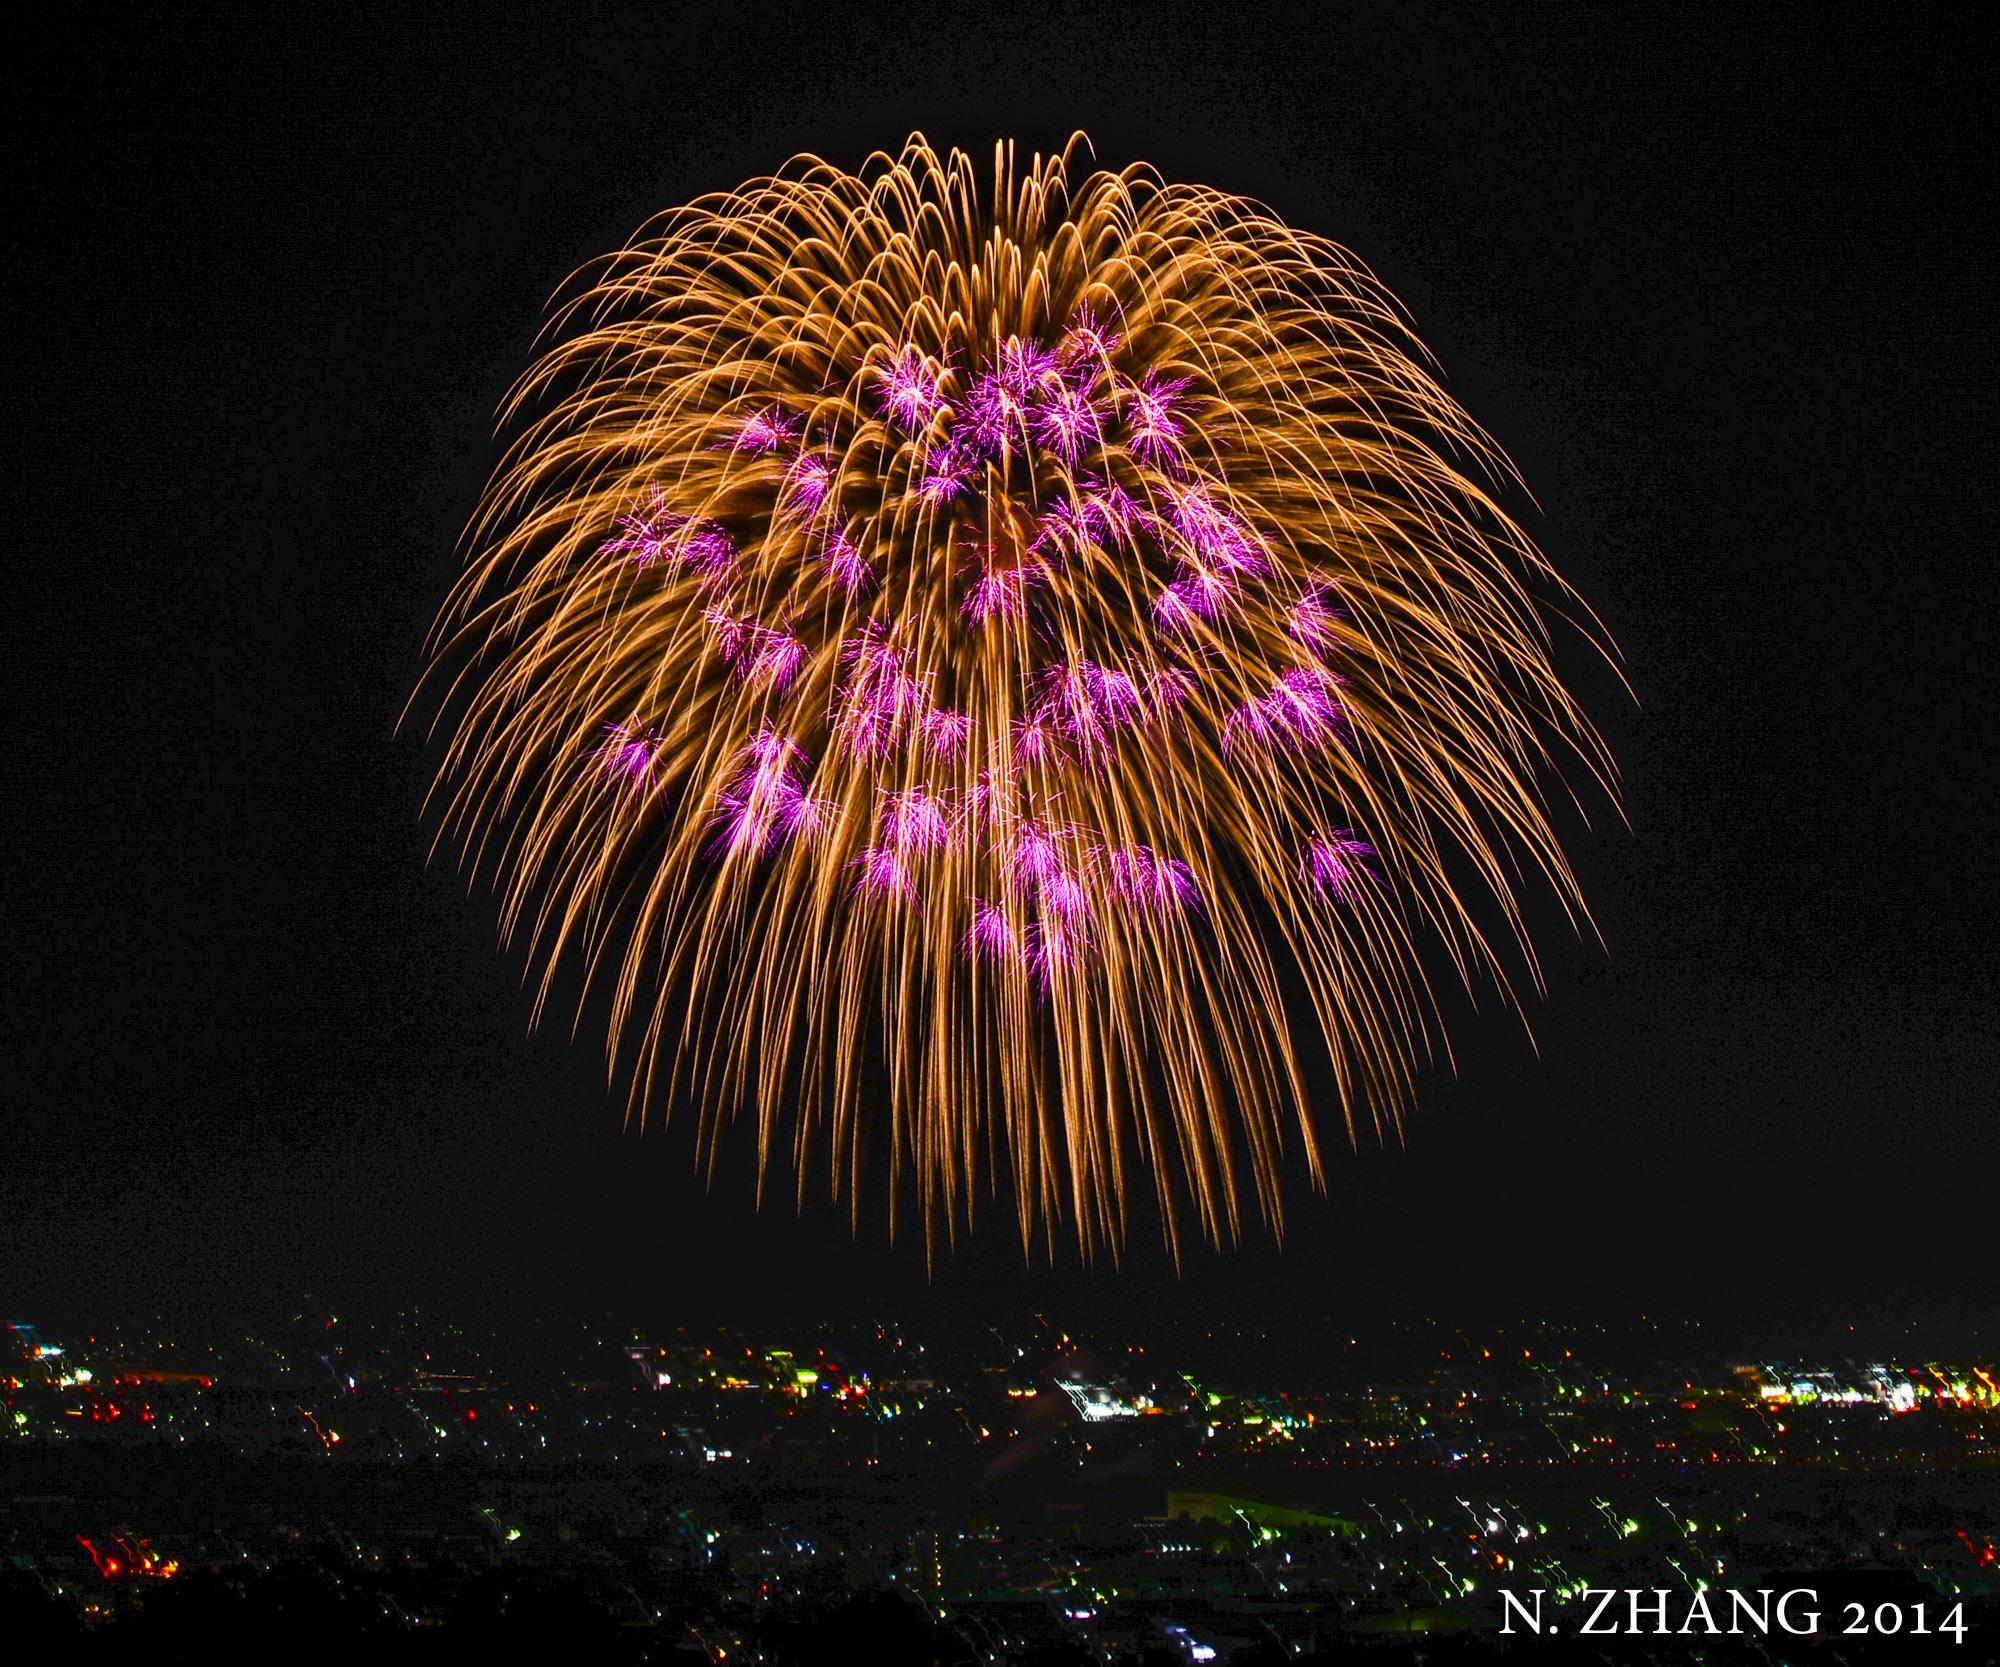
top-left (3, 1305), bottom-right (1995, 1661)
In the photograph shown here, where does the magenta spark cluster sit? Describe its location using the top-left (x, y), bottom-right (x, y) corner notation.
top-left (595, 305), bottom-right (1376, 983)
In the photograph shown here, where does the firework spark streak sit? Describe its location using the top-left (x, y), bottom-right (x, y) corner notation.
top-left (414, 135), bottom-right (1618, 1261)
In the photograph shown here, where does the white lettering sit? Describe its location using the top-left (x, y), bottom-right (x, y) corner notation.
top-left (1580, 1588), bottom-right (1621, 1635)
top-left (1776, 1589), bottom-right (1821, 1636)
top-left (1630, 1589), bottom-right (1674, 1634)
top-left (1728, 1589), bottom-right (1773, 1634)
top-left (1678, 1590), bottom-right (1720, 1634)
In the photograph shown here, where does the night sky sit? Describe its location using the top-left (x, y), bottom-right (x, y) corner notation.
top-left (6, 6), bottom-right (1993, 1328)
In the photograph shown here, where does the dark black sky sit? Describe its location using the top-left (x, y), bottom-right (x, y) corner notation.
top-left (5, 5), bottom-right (1994, 1328)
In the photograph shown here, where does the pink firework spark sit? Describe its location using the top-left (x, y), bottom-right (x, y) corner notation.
top-left (1167, 552), bottom-right (1252, 624)
top-left (851, 844), bottom-right (915, 901)
top-left (1009, 819), bottom-right (1064, 889)
top-left (1103, 843), bottom-right (1199, 912)
top-left (834, 701), bottom-right (895, 763)
top-left (741, 627), bottom-right (805, 692)
top-left (713, 728), bottom-right (811, 856)
top-left (876, 345), bottom-right (950, 432)
top-left (1147, 665), bottom-right (1198, 716)
top-left (838, 623), bottom-right (905, 688)
top-left (819, 527), bottom-right (875, 594)
top-left (963, 566), bottom-right (1031, 625)
top-left (704, 610), bottom-right (804, 693)
top-left (777, 788), bottom-right (837, 844)
top-left (1301, 831), bottom-right (1378, 901)
top-left (1037, 660), bottom-right (1147, 755)
top-left (1078, 477), bottom-right (1147, 545)
top-left (729, 406), bottom-right (801, 454)
top-left (781, 450), bottom-right (835, 520)
top-left (995, 335), bottom-right (1059, 398)
top-left (1042, 866), bottom-right (1090, 925)
top-left (1223, 667), bottom-right (1344, 755)
top-left (1171, 483), bottom-right (1265, 575)
top-left (1151, 581), bottom-right (1206, 635)
top-left (1287, 583), bottom-right (1345, 647)
top-left (1125, 371), bottom-right (1189, 467)
top-left (1059, 303), bottom-right (1121, 364)
top-left (745, 725), bottom-right (803, 772)
top-left (1011, 714), bottom-right (1066, 767)
top-left (833, 627), bottom-right (925, 757)
top-left (1268, 665), bottom-right (1344, 729)
top-left (598, 488), bottom-right (685, 569)
top-left (917, 445), bottom-right (972, 505)
top-left (1028, 919), bottom-right (1082, 988)
top-left (966, 900), bottom-right (1018, 962)
top-left (701, 604), bottom-right (752, 662)
top-left (959, 373), bottom-right (1022, 456)
top-left (596, 719), bottom-right (660, 787)
top-left (679, 520), bottom-right (739, 583)
top-left (921, 706), bottom-right (973, 759)
top-left (1221, 697), bottom-right (1277, 752)
top-left (1034, 495), bottom-right (1093, 556)
top-left (1031, 376), bottom-right (1105, 464)
top-left (880, 787), bottom-right (953, 854)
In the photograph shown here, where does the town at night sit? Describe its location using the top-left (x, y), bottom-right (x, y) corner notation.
top-left (6, 1305), bottom-right (1995, 1659)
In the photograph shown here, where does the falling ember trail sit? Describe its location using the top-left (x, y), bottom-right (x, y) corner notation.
top-left (414, 134), bottom-right (1619, 1262)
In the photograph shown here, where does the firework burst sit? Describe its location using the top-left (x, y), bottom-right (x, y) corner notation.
top-left (414, 134), bottom-right (1618, 1261)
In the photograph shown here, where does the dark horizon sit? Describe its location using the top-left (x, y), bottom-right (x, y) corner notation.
top-left (5, 7), bottom-right (1994, 1327)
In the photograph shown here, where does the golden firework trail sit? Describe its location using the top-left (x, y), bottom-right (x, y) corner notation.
top-left (414, 134), bottom-right (1619, 1263)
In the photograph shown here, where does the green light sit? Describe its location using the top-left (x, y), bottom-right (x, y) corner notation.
top-left (505, 1527), bottom-right (522, 1543)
